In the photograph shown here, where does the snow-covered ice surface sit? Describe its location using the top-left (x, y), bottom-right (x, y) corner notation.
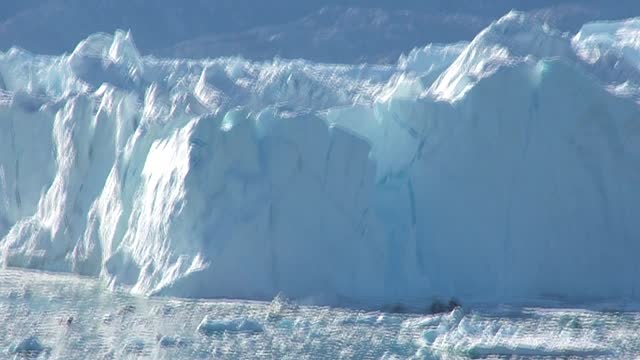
top-left (2, 268), bottom-right (640, 359)
top-left (2, 11), bottom-right (640, 310)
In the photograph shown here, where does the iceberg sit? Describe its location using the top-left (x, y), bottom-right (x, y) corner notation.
top-left (1, 13), bottom-right (640, 308)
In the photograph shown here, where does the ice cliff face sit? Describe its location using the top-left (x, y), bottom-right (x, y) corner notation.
top-left (1, 12), bottom-right (640, 307)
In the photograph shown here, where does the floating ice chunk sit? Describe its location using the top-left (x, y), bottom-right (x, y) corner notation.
top-left (121, 338), bottom-right (145, 354)
top-left (266, 293), bottom-right (299, 321)
top-left (197, 316), bottom-right (264, 335)
top-left (157, 335), bottom-right (190, 348)
top-left (9, 335), bottom-right (46, 357)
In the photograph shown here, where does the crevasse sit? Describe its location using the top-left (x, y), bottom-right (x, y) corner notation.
top-left (1, 12), bottom-right (640, 307)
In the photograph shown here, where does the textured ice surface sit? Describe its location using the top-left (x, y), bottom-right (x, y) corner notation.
top-left (1, 12), bottom-right (640, 307)
top-left (2, 268), bottom-right (640, 359)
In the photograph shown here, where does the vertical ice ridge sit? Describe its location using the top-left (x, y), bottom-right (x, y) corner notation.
top-left (0, 13), bottom-right (640, 306)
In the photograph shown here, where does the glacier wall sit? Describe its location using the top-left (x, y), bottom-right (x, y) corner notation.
top-left (1, 12), bottom-right (640, 307)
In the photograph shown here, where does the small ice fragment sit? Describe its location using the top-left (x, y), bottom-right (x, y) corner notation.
top-left (197, 316), bottom-right (264, 336)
